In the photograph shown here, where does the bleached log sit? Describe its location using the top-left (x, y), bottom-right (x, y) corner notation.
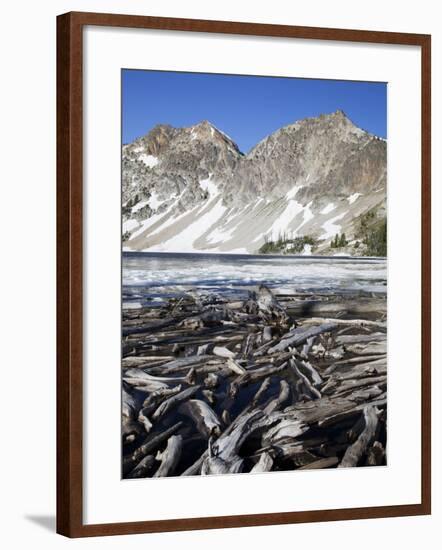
top-left (122, 388), bottom-right (142, 444)
top-left (203, 372), bottom-right (219, 388)
top-left (181, 450), bottom-right (209, 476)
top-left (213, 346), bottom-right (236, 359)
top-left (264, 380), bottom-right (290, 414)
top-left (179, 399), bottom-right (222, 438)
top-left (267, 323), bottom-right (337, 354)
top-left (339, 406), bottom-right (380, 468)
top-left (303, 317), bottom-right (386, 329)
top-left (154, 435), bottom-right (183, 477)
top-left (221, 409), bottom-right (231, 426)
top-left (226, 357), bottom-right (247, 375)
top-left (335, 333), bottom-right (386, 345)
top-left (301, 336), bottom-right (315, 359)
top-left (127, 455), bottom-right (155, 478)
top-left (262, 326), bottom-right (273, 343)
top-left (236, 362), bottom-right (288, 387)
top-left (123, 377), bottom-right (169, 393)
top-left (146, 355), bottom-right (213, 374)
top-left (141, 385), bottom-right (183, 417)
top-left (344, 342), bottom-right (387, 356)
top-left (202, 389), bottom-right (216, 405)
top-left (256, 285), bottom-right (290, 324)
top-left (252, 377), bottom-right (272, 406)
top-left (366, 441), bottom-right (385, 466)
top-left (123, 421), bottom-right (184, 475)
top-left (295, 358), bottom-right (323, 386)
top-left (251, 452), bottom-right (274, 473)
top-left (290, 358), bottom-right (321, 400)
top-left (241, 333), bottom-right (256, 358)
top-left (152, 385), bottom-right (201, 421)
top-left (298, 456), bottom-right (339, 470)
top-left (261, 417), bottom-right (308, 447)
top-left (202, 410), bottom-right (265, 475)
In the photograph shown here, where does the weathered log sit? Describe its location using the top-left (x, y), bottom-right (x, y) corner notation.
top-left (339, 406), bottom-right (380, 468)
top-left (123, 421), bottom-right (184, 476)
top-left (241, 333), bottom-right (257, 358)
top-left (179, 399), bottom-right (222, 438)
top-left (290, 358), bottom-right (321, 400)
top-left (152, 385), bottom-right (201, 421)
top-left (181, 450), bottom-right (209, 476)
top-left (226, 357), bottom-right (247, 375)
top-left (251, 452), bottom-right (274, 473)
top-left (366, 441), bottom-right (385, 466)
top-left (298, 456), bottom-right (339, 470)
top-left (203, 372), bottom-right (219, 388)
top-left (154, 435), bottom-right (183, 477)
top-left (264, 380), bottom-right (290, 414)
top-left (141, 385), bottom-right (183, 416)
top-left (335, 333), bottom-right (386, 345)
top-left (146, 355), bottom-right (213, 374)
top-left (261, 417), bottom-right (308, 447)
top-left (127, 455), bottom-right (155, 478)
top-left (303, 317), bottom-right (386, 330)
top-left (202, 389), bottom-right (216, 405)
top-left (122, 388), bottom-right (143, 444)
top-left (267, 323), bottom-right (337, 354)
top-left (202, 410), bottom-right (265, 475)
top-left (344, 342), bottom-right (387, 356)
top-left (252, 377), bottom-right (272, 406)
top-left (262, 326), bottom-right (273, 343)
top-left (213, 346), bottom-right (236, 359)
top-left (236, 362), bottom-right (288, 387)
top-left (294, 357), bottom-right (323, 386)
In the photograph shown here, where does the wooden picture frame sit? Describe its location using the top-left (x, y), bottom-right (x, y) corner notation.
top-left (57, 11), bottom-right (431, 537)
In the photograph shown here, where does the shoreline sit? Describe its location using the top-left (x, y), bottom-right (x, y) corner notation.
top-left (122, 249), bottom-right (387, 261)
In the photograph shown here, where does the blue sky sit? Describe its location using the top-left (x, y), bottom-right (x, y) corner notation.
top-left (122, 70), bottom-right (387, 153)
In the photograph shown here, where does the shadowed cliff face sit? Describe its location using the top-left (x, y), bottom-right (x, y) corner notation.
top-left (122, 111), bottom-right (386, 255)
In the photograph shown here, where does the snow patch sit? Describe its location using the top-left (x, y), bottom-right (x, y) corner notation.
top-left (347, 193), bottom-right (362, 205)
top-left (296, 201), bottom-right (314, 232)
top-left (123, 219), bottom-right (139, 233)
top-left (146, 197), bottom-right (228, 253)
top-left (286, 185), bottom-right (301, 200)
top-left (132, 200), bottom-right (148, 213)
top-left (139, 154), bottom-right (159, 168)
top-left (199, 175), bottom-right (218, 198)
top-left (321, 203), bottom-right (336, 215)
top-left (320, 212), bottom-right (346, 239)
top-left (148, 191), bottom-right (163, 210)
top-left (267, 199), bottom-right (304, 240)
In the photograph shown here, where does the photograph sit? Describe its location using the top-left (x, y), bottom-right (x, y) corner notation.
top-left (121, 70), bottom-right (388, 479)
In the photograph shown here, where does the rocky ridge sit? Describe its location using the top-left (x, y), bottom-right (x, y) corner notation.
top-left (122, 111), bottom-right (386, 255)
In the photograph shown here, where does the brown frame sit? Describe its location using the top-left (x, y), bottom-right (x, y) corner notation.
top-left (57, 11), bottom-right (431, 538)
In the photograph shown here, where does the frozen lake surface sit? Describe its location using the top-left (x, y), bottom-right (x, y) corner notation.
top-left (122, 252), bottom-right (386, 308)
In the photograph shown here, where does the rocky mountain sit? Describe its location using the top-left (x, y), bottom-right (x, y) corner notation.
top-left (122, 110), bottom-right (386, 255)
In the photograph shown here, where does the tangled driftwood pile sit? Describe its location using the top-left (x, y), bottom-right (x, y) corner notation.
top-left (122, 285), bottom-right (387, 478)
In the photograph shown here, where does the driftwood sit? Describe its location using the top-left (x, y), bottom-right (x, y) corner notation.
top-left (202, 410), bottom-right (265, 475)
top-left (154, 435), bottom-right (183, 477)
top-left (267, 323), bottom-right (337, 354)
top-left (151, 385), bottom-right (201, 421)
top-left (127, 455), bottom-right (156, 478)
top-left (339, 406), bottom-right (380, 468)
top-left (251, 452), bottom-right (274, 473)
top-left (122, 282), bottom-right (387, 478)
top-left (124, 421), bottom-right (184, 476)
top-left (179, 399), bottom-right (222, 438)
